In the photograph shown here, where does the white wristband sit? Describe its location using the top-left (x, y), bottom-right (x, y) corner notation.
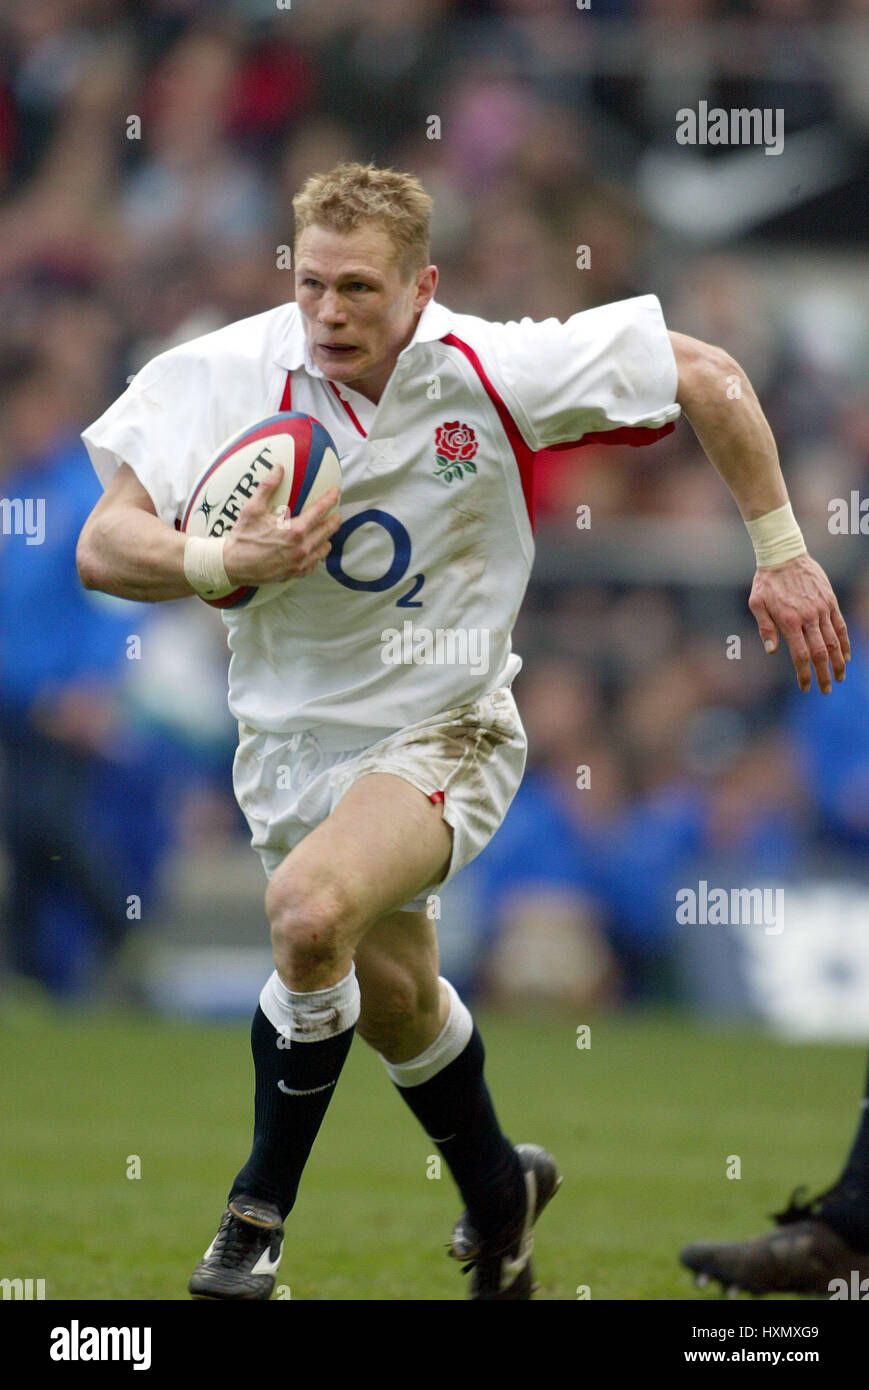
top-left (183, 535), bottom-right (231, 598)
top-left (745, 501), bottom-right (807, 569)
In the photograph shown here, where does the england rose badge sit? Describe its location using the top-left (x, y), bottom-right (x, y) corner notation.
top-left (433, 421), bottom-right (478, 484)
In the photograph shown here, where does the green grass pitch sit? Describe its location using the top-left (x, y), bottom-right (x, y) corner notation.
top-left (0, 1004), bottom-right (864, 1301)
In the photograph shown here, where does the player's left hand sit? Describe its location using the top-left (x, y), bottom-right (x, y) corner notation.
top-left (748, 551), bottom-right (850, 694)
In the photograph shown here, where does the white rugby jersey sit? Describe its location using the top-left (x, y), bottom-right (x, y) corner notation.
top-left (82, 295), bottom-right (680, 739)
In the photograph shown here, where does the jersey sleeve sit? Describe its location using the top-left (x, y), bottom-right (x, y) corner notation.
top-left (472, 294), bottom-right (681, 451)
top-left (81, 347), bottom-right (209, 526)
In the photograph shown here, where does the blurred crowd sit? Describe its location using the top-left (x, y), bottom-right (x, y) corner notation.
top-left (0, 0), bottom-right (867, 1002)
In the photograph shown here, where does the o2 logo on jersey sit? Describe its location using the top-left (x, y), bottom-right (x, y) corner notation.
top-left (326, 508), bottom-right (424, 607)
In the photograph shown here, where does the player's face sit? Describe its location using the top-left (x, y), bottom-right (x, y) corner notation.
top-left (294, 222), bottom-right (437, 404)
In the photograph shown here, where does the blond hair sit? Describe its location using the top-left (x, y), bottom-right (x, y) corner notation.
top-left (292, 162), bottom-right (432, 279)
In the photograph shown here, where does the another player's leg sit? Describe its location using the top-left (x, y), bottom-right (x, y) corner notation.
top-left (355, 910), bottom-right (561, 1300)
top-left (680, 1052), bottom-right (869, 1296)
top-left (190, 773), bottom-right (453, 1299)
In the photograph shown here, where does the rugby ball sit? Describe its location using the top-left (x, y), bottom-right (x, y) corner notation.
top-left (181, 411), bottom-right (341, 609)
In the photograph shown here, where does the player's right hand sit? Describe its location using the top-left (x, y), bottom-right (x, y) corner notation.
top-left (223, 465), bottom-right (341, 585)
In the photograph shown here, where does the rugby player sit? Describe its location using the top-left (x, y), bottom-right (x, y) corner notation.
top-left (76, 163), bottom-right (850, 1301)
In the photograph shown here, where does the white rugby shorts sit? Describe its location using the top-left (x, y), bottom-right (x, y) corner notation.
top-left (232, 686), bottom-right (527, 911)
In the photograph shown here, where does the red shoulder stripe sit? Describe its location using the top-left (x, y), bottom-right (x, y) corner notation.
top-left (441, 332), bottom-right (678, 529)
top-left (544, 423), bottom-right (676, 451)
top-left (440, 332), bottom-right (535, 530)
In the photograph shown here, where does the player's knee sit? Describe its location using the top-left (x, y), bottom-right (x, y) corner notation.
top-left (266, 870), bottom-right (356, 972)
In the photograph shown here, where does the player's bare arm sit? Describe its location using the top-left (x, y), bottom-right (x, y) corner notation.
top-left (76, 461), bottom-right (340, 602)
top-left (669, 329), bottom-right (850, 694)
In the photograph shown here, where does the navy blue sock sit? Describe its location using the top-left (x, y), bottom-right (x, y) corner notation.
top-left (817, 1052), bottom-right (869, 1251)
top-left (392, 1024), bottom-right (526, 1241)
top-left (230, 1004), bottom-right (355, 1220)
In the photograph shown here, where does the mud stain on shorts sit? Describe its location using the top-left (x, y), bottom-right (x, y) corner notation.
top-left (404, 716), bottom-right (516, 796)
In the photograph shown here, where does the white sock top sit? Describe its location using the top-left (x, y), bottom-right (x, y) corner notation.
top-left (381, 978), bottom-right (474, 1088)
top-left (259, 965), bottom-right (361, 1044)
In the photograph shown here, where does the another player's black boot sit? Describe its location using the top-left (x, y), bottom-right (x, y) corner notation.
top-left (449, 1143), bottom-right (562, 1300)
top-left (189, 1195), bottom-right (284, 1300)
top-left (680, 1184), bottom-right (869, 1297)
top-left (683, 1053), bottom-right (869, 1297)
